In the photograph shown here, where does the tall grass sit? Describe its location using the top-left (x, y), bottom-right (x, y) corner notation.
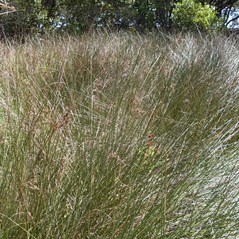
top-left (0, 32), bottom-right (238, 238)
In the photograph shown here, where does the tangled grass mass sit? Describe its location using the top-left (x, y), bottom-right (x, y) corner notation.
top-left (0, 32), bottom-right (238, 238)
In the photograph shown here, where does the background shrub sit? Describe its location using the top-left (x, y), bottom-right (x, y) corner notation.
top-left (172, 0), bottom-right (223, 32)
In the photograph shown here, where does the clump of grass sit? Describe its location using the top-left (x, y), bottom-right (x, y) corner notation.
top-left (0, 31), bottom-right (238, 238)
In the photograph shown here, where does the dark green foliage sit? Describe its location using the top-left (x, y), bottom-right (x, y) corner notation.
top-left (0, 0), bottom-right (238, 37)
top-left (0, 0), bottom-right (58, 38)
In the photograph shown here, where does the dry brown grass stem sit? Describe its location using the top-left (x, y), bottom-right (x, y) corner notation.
top-left (0, 2), bottom-right (16, 15)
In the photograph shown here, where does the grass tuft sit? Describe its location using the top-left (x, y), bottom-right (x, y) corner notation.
top-left (0, 32), bottom-right (238, 238)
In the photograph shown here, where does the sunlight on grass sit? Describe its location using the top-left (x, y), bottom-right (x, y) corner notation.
top-left (0, 32), bottom-right (238, 238)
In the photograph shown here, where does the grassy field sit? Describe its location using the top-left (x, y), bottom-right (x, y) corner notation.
top-left (0, 32), bottom-right (238, 238)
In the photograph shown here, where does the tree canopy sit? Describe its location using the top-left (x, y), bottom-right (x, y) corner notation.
top-left (0, 0), bottom-right (239, 38)
top-left (172, 0), bottom-right (222, 32)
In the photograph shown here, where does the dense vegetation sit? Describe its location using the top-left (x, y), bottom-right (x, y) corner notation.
top-left (0, 0), bottom-right (239, 38)
top-left (0, 32), bottom-right (238, 238)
